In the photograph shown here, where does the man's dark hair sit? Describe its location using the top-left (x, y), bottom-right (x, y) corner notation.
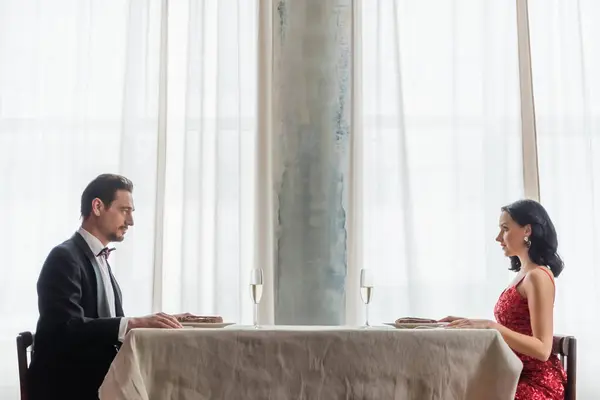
top-left (80, 174), bottom-right (134, 219)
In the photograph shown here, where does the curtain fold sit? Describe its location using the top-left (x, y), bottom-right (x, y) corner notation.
top-left (357, 0), bottom-right (524, 324)
top-left (529, 0), bottom-right (600, 396)
top-left (159, 0), bottom-right (258, 322)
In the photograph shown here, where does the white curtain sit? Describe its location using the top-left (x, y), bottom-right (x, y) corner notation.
top-left (358, 0), bottom-right (524, 326)
top-left (0, 0), bottom-right (257, 397)
top-left (159, 0), bottom-right (257, 320)
top-left (529, 0), bottom-right (600, 396)
top-left (2, 0), bottom-right (599, 397)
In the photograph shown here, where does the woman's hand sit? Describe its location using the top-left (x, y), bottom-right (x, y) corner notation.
top-left (446, 318), bottom-right (497, 329)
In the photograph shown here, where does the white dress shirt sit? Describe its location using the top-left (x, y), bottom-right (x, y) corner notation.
top-left (78, 227), bottom-right (129, 342)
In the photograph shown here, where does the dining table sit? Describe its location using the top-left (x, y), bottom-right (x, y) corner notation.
top-left (99, 324), bottom-right (522, 400)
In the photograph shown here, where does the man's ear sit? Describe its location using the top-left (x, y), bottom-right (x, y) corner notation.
top-left (91, 198), bottom-right (104, 217)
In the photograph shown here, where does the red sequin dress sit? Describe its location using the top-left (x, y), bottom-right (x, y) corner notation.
top-left (494, 269), bottom-right (567, 400)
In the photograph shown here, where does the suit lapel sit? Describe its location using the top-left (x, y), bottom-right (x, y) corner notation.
top-left (107, 262), bottom-right (124, 317)
top-left (72, 232), bottom-right (112, 318)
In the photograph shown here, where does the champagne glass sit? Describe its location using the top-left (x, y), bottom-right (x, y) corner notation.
top-left (360, 269), bottom-right (374, 327)
top-left (250, 268), bottom-right (264, 328)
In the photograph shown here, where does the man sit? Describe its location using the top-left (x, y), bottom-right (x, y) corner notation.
top-left (28, 174), bottom-right (183, 400)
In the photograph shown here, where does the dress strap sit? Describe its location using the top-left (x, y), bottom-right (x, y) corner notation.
top-left (514, 274), bottom-right (527, 288)
top-left (536, 266), bottom-right (556, 304)
top-left (513, 266), bottom-right (556, 303)
top-left (514, 266), bottom-right (555, 288)
top-left (536, 266), bottom-right (556, 287)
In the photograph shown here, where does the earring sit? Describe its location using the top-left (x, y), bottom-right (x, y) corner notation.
top-left (524, 236), bottom-right (531, 248)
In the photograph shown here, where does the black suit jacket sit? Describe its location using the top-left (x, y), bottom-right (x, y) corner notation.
top-left (28, 232), bottom-right (125, 400)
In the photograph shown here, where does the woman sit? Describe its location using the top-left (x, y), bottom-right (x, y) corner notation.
top-left (441, 199), bottom-right (566, 399)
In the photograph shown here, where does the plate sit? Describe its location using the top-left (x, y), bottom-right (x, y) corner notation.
top-left (182, 322), bottom-right (236, 329)
top-left (384, 322), bottom-right (448, 329)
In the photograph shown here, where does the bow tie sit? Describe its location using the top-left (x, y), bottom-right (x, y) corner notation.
top-left (97, 247), bottom-right (116, 261)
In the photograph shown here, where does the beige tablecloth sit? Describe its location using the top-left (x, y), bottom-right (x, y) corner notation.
top-left (99, 325), bottom-right (522, 400)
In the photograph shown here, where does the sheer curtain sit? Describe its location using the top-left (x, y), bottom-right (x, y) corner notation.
top-left (159, 0), bottom-right (257, 321)
top-left (529, 0), bottom-right (600, 396)
top-left (3, 0), bottom-right (599, 397)
top-left (358, 0), bottom-right (524, 324)
top-left (0, 0), bottom-right (256, 397)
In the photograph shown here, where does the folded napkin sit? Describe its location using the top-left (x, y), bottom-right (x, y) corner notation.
top-left (176, 315), bottom-right (224, 323)
top-left (394, 317), bottom-right (438, 324)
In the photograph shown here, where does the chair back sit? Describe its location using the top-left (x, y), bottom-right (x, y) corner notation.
top-left (553, 335), bottom-right (577, 400)
top-left (16, 331), bottom-right (34, 400)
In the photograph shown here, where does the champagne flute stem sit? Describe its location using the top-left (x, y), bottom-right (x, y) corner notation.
top-left (253, 303), bottom-right (258, 328)
top-left (365, 303), bottom-right (370, 327)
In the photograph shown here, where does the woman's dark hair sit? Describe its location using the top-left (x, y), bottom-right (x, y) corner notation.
top-left (501, 199), bottom-right (564, 277)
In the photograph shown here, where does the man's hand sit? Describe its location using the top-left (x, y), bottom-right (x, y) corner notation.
top-left (127, 312), bottom-right (183, 332)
